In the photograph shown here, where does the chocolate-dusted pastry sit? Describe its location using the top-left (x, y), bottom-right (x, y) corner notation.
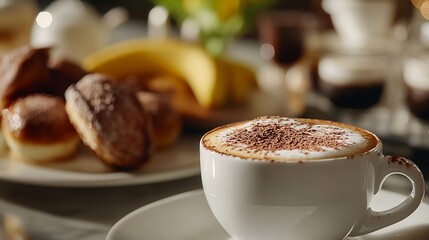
top-left (46, 58), bottom-right (87, 97)
top-left (137, 91), bottom-right (182, 150)
top-left (2, 94), bottom-right (80, 163)
top-left (0, 46), bottom-right (50, 109)
top-left (65, 73), bottom-right (152, 169)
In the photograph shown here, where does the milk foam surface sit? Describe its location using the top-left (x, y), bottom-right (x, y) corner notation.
top-left (202, 117), bottom-right (376, 162)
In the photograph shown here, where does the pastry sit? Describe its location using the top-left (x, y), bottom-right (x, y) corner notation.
top-left (2, 94), bottom-right (80, 163)
top-left (65, 73), bottom-right (152, 169)
top-left (0, 46), bottom-right (50, 109)
top-left (137, 91), bottom-right (182, 150)
top-left (45, 58), bottom-right (87, 97)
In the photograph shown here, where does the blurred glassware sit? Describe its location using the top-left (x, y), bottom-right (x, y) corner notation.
top-left (258, 11), bottom-right (311, 66)
top-left (322, 0), bottom-right (396, 49)
top-left (400, 45), bottom-right (429, 146)
top-left (318, 50), bottom-right (391, 110)
top-left (148, 5), bottom-right (170, 39)
top-left (400, 4), bottom-right (429, 146)
top-left (31, 0), bottom-right (128, 62)
top-left (403, 47), bottom-right (429, 120)
top-left (256, 10), bottom-right (315, 117)
top-left (154, 0), bottom-right (275, 56)
top-left (316, 47), bottom-right (394, 132)
top-left (0, 0), bottom-right (38, 54)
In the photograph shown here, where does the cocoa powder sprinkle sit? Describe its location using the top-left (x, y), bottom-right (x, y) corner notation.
top-left (224, 118), bottom-right (352, 153)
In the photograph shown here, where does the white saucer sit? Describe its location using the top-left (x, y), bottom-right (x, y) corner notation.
top-left (0, 134), bottom-right (200, 187)
top-left (107, 189), bottom-right (429, 240)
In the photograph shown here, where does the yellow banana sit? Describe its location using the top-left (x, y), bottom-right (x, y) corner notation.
top-left (83, 38), bottom-right (226, 108)
top-left (216, 58), bottom-right (257, 104)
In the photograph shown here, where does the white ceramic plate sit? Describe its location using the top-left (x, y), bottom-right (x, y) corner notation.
top-left (0, 134), bottom-right (200, 187)
top-left (107, 189), bottom-right (429, 240)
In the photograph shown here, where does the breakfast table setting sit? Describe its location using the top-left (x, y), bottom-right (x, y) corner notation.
top-left (0, 139), bottom-right (427, 240)
top-left (1, 0), bottom-right (429, 239)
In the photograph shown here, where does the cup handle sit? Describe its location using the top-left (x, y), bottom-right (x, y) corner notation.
top-left (350, 155), bottom-right (425, 236)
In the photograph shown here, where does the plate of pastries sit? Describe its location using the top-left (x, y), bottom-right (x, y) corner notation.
top-left (0, 45), bottom-right (198, 187)
top-left (0, 39), bottom-right (284, 187)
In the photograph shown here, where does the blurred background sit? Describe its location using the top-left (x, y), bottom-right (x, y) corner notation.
top-left (2, 0), bottom-right (429, 152)
top-left (33, 0), bottom-right (414, 26)
top-left (31, 0), bottom-right (415, 45)
top-left (20, 0), bottom-right (421, 178)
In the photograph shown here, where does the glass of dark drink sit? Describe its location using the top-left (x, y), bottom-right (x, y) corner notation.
top-left (317, 49), bottom-right (392, 130)
top-left (258, 11), bottom-right (311, 66)
top-left (403, 52), bottom-right (429, 120)
top-left (318, 51), bottom-right (390, 110)
top-left (257, 11), bottom-right (316, 116)
top-left (402, 49), bottom-right (429, 146)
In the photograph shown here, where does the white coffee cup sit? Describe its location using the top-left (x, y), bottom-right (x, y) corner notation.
top-left (200, 117), bottom-right (424, 240)
top-left (322, 0), bottom-right (396, 49)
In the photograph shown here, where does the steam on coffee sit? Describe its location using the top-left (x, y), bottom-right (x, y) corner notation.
top-left (202, 116), bottom-right (377, 162)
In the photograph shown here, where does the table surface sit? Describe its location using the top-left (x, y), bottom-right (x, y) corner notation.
top-left (0, 178), bottom-right (425, 240)
top-left (0, 175), bottom-right (202, 240)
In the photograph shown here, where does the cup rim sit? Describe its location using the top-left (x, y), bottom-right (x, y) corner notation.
top-left (200, 118), bottom-right (382, 163)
